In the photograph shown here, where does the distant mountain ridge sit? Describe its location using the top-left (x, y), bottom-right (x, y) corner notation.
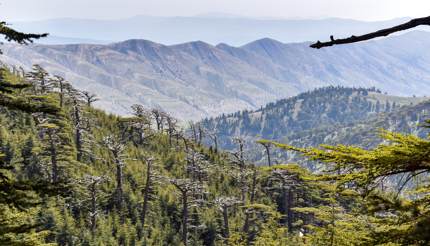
top-left (2, 31), bottom-right (430, 119)
top-left (12, 16), bottom-right (414, 45)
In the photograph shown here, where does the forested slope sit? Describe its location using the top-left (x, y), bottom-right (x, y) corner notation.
top-left (0, 65), bottom-right (371, 245)
top-left (2, 64), bottom-right (430, 245)
top-left (200, 86), bottom-right (429, 166)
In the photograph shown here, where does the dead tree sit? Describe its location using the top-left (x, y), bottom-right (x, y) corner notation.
top-left (140, 156), bottom-right (161, 231)
top-left (186, 149), bottom-right (210, 184)
top-left (71, 92), bottom-right (84, 162)
top-left (170, 178), bottom-right (204, 246)
top-left (205, 129), bottom-right (218, 153)
top-left (165, 113), bottom-right (178, 147)
top-left (81, 91), bottom-right (99, 107)
top-left (257, 140), bottom-right (273, 167)
top-left (125, 104), bottom-right (153, 146)
top-left (198, 124), bottom-right (204, 146)
top-left (311, 16), bottom-right (430, 49)
top-left (214, 196), bottom-right (242, 241)
top-left (26, 64), bottom-right (53, 94)
top-left (151, 108), bottom-right (166, 132)
top-left (61, 88), bottom-right (94, 163)
top-left (243, 167), bottom-right (258, 237)
top-left (230, 137), bottom-right (249, 203)
top-left (189, 122), bottom-right (204, 145)
top-left (178, 131), bottom-right (193, 152)
top-left (51, 75), bottom-right (70, 108)
top-left (103, 135), bottom-right (126, 211)
top-left (81, 175), bottom-right (108, 236)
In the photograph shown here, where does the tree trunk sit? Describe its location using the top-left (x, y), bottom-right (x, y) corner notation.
top-left (264, 145), bottom-right (271, 167)
top-left (74, 100), bottom-right (83, 162)
top-left (114, 154), bottom-right (123, 211)
top-left (243, 169), bottom-right (257, 237)
top-left (90, 182), bottom-right (97, 236)
top-left (49, 132), bottom-right (58, 183)
top-left (286, 188), bottom-right (294, 232)
top-left (141, 160), bottom-right (152, 228)
top-left (222, 206), bottom-right (230, 240)
top-left (182, 191), bottom-right (188, 245)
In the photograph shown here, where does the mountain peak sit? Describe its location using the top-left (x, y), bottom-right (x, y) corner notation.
top-left (109, 39), bottom-right (166, 54)
top-left (171, 40), bottom-right (214, 49)
top-left (113, 39), bottom-right (162, 48)
top-left (243, 38), bottom-right (284, 48)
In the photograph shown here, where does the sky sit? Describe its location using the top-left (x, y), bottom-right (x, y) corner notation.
top-left (1, 0), bottom-right (430, 21)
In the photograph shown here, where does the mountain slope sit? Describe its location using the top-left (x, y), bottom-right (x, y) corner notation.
top-left (3, 31), bottom-right (430, 120)
top-left (200, 87), bottom-right (430, 166)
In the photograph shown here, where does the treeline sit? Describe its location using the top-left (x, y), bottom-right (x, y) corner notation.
top-left (203, 86), bottom-right (397, 141)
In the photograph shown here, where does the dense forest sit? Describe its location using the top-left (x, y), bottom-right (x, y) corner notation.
top-left (1, 63), bottom-right (430, 245)
top-left (1, 13), bottom-right (430, 246)
top-left (200, 86), bottom-right (429, 166)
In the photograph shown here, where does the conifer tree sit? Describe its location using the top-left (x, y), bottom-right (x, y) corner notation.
top-left (214, 196), bottom-right (242, 241)
top-left (81, 91), bottom-right (98, 107)
top-left (103, 135), bottom-right (127, 212)
top-left (257, 140), bottom-right (273, 167)
top-left (170, 178), bottom-right (204, 245)
top-left (80, 175), bottom-right (108, 237)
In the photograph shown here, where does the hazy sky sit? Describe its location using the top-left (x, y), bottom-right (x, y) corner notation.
top-left (2, 0), bottom-right (430, 21)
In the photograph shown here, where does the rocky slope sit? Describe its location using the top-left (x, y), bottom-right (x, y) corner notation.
top-left (2, 31), bottom-right (430, 120)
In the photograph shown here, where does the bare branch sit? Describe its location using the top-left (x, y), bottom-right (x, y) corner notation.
top-left (311, 16), bottom-right (430, 49)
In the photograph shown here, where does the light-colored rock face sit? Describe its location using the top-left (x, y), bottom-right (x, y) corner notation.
top-left (2, 31), bottom-right (430, 120)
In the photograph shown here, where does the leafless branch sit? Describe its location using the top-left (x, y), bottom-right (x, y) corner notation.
top-left (311, 16), bottom-right (430, 49)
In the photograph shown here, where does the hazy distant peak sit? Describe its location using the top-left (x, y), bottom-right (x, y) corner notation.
top-left (170, 41), bottom-right (217, 54)
top-left (112, 39), bottom-right (164, 48)
top-left (192, 12), bottom-right (247, 19)
top-left (243, 38), bottom-right (285, 47)
top-left (215, 43), bottom-right (237, 50)
top-left (11, 16), bottom-right (415, 46)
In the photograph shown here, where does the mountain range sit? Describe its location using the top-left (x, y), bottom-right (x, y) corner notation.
top-left (11, 16), bottom-right (415, 45)
top-left (2, 31), bottom-right (430, 120)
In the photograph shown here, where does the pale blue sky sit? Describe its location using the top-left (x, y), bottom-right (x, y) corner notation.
top-left (2, 0), bottom-right (430, 21)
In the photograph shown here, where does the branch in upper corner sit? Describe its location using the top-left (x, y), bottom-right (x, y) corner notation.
top-left (0, 21), bottom-right (48, 45)
top-left (310, 16), bottom-right (430, 49)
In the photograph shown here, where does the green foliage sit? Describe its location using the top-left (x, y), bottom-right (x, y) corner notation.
top-left (1, 52), bottom-right (428, 245)
top-left (272, 126), bottom-right (430, 245)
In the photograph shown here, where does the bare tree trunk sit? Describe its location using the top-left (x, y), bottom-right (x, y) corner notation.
top-left (243, 169), bottom-right (257, 237)
top-left (222, 206), bottom-right (230, 240)
top-left (74, 105), bottom-right (83, 162)
top-left (198, 125), bottom-right (203, 145)
top-left (182, 191), bottom-right (188, 246)
top-left (141, 159), bottom-right (152, 228)
top-left (90, 182), bottom-right (97, 236)
top-left (114, 154), bottom-right (124, 211)
top-left (264, 145), bottom-right (271, 167)
top-left (286, 188), bottom-right (294, 232)
top-left (48, 132), bottom-right (58, 183)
